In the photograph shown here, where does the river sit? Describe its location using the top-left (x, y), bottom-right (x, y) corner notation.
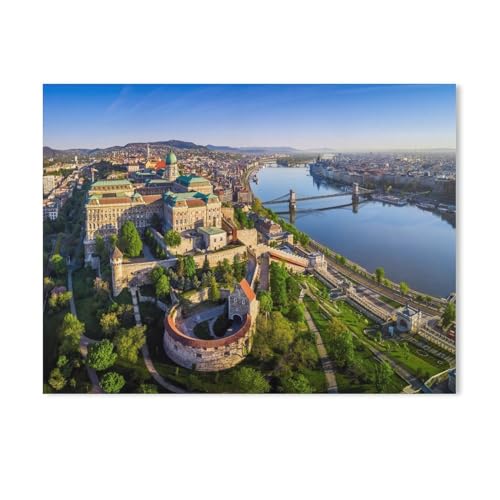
top-left (251, 165), bottom-right (456, 298)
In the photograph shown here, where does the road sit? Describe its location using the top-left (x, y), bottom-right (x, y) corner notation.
top-left (301, 290), bottom-right (338, 393)
top-left (308, 244), bottom-right (442, 317)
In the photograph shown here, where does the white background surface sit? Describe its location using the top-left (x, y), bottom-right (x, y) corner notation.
top-left (1, 1), bottom-right (498, 499)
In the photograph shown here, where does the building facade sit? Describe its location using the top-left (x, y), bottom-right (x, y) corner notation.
top-left (84, 179), bottom-right (163, 260)
top-left (163, 191), bottom-right (222, 232)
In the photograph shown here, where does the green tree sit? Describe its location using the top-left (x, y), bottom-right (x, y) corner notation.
top-left (375, 267), bottom-right (385, 284)
top-left (114, 325), bottom-right (147, 363)
top-left (374, 361), bottom-right (394, 393)
top-left (280, 373), bottom-right (313, 393)
top-left (330, 331), bottom-right (355, 370)
top-left (252, 197), bottom-right (263, 214)
top-left (109, 234), bottom-right (118, 250)
top-left (399, 281), bottom-right (409, 295)
top-left (59, 313), bottom-right (85, 355)
top-left (155, 274), bottom-right (171, 300)
top-left (86, 339), bottom-right (117, 371)
top-left (233, 254), bottom-right (246, 281)
top-left (50, 254), bottom-right (66, 276)
top-left (48, 367), bottom-right (67, 391)
top-left (138, 383), bottom-right (158, 394)
top-left (100, 312), bottom-right (120, 337)
top-left (208, 276), bottom-right (221, 302)
top-left (43, 276), bottom-right (55, 294)
top-left (442, 302), bottom-right (456, 328)
top-left (286, 275), bottom-right (302, 302)
top-left (150, 266), bottom-right (165, 285)
top-left (329, 317), bottom-right (346, 337)
top-left (287, 302), bottom-right (305, 323)
top-left (184, 255), bottom-right (196, 279)
top-left (118, 221), bottom-right (142, 258)
top-left (100, 372), bottom-right (125, 394)
top-left (231, 367), bottom-right (270, 394)
top-left (164, 229), bottom-right (181, 248)
top-left (258, 291), bottom-right (273, 317)
top-left (270, 262), bottom-right (288, 309)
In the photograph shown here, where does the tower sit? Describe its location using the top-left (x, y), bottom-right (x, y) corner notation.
top-left (110, 245), bottom-right (124, 297)
top-left (147, 144), bottom-right (150, 160)
top-left (163, 150), bottom-right (179, 182)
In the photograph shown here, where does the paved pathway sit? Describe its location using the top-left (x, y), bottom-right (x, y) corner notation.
top-left (67, 266), bottom-right (103, 393)
top-left (302, 303), bottom-right (338, 393)
top-left (130, 287), bottom-right (186, 394)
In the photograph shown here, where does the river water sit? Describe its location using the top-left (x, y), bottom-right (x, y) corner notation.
top-left (251, 166), bottom-right (456, 298)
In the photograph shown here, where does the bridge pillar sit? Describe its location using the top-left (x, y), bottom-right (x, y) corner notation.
top-left (289, 189), bottom-right (297, 211)
top-left (352, 182), bottom-right (360, 207)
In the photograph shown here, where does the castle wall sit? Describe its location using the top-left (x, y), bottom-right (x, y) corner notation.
top-left (163, 307), bottom-right (254, 372)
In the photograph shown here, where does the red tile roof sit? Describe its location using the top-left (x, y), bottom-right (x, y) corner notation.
top-left (239, 279), bottom-right (256, 301)
top-left (99, 197), bottom-right (132, 205)
top-left (185, 199), bottom-right (206, 208)
top-left (155, 160), bottom-right (166, 169)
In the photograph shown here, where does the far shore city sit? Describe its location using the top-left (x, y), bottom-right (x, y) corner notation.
top-left (43, 84), bottom-right (456, 394)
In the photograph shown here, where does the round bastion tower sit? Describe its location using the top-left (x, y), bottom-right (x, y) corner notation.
top-left (110, 245), bottom-right (124, 297)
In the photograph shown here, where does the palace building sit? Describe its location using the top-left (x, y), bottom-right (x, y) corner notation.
top-left (84, 151), bottom-right (222, 261)
top-left (84, 179), bottom-right (163, 259)
top-left (173, 174), bottom-right (213, 195)
top-left (163, 191), bottom-right (222, 232)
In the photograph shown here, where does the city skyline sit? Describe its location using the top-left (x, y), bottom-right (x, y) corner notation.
top-left (43, 84), bottom-right (456, 151)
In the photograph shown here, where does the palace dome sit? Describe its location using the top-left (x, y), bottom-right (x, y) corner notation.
top-left (166, 151), bottom-right (177, 164)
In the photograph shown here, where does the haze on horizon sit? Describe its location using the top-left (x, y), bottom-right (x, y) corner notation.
top-left (43, 84), bottom-right (456, 151)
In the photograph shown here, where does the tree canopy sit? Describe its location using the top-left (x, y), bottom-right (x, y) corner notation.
top-left (164, 229), bottom-right (181, 248)
top-left (50, 254), bottom-right (66, 276)
top-left (114, 325), bottom-right (147, 364)
top-left (86, 339), bottom-right (117, 371)
top-left (231, 367), bottom-right (270, 393)
top-left (375, 267), bottom-right (385, 284)
top-left (59, 313), bottom-right (85, 355)
top-left (155, 274), bottom-right (170, 300)
top-left (100, 372), bottom-right (126, 393)
top-left (118, 221), bottom-right (143, 258)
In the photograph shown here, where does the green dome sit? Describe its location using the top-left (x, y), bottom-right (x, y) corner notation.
top-left (165, 151), bottom-right (177, 164)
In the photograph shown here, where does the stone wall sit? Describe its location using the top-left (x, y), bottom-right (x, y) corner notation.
top-left (163, 306), bottom-right (254, 372)
top-left (236, 228), bottom-right (258, 248)
top-left (111, 257), bottom-right (177, 296)
top-left (192, 245), bottom-right (248, 268)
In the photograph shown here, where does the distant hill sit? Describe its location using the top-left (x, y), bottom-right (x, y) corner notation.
top-left (43, 140), bottom-right (209, 159)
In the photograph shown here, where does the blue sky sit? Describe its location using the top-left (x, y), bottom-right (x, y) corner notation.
top-left (43, 84), bottom-right (456, 150)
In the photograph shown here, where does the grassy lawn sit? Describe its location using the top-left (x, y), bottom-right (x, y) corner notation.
top-left (365, 338), bottom-right (447, 379)
top-left (72, 267), bottom-right (96, 300)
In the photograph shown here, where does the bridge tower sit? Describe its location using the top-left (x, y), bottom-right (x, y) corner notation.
top-left (352, 182), bottom-right (360, 207)
top-left (289, 189), bottom-right (297, 212)
top-left (289, 189), bottom-right (297, 223)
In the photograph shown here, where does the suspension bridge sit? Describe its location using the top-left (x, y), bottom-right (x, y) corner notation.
top-left (262, 183), bottom-right (374, 215)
